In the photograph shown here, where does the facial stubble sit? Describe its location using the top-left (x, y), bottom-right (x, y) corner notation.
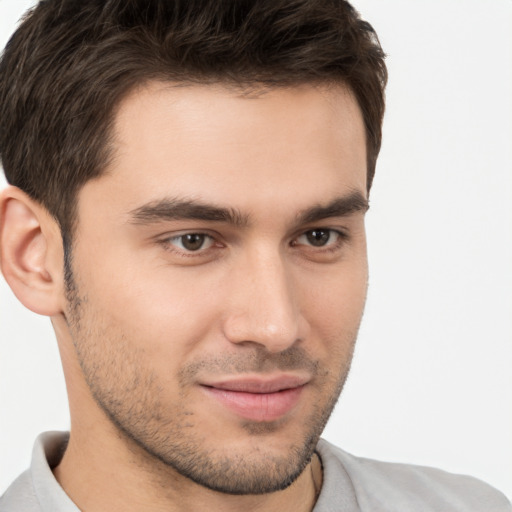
top-left (64, 264), bottom-right (359, 495)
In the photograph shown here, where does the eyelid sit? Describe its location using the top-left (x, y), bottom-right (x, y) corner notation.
top-left (171, 233), bottom-right (215, 250)
top-left (155, 225), bottom-right (349, 259)
top-left (157, 230), bottom-right (223, 256)
top-left (292, 227), bottom-right (348, 246)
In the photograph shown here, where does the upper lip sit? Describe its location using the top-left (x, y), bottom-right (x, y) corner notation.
top-left (201, 374), bottom-right (310, 394)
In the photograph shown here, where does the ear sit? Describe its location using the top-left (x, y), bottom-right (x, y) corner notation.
top-left (0, 186), bottom-right (65, 316)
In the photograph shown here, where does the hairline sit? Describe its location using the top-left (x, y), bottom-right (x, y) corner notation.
top-left (64, 76), bottom-right (369, 238)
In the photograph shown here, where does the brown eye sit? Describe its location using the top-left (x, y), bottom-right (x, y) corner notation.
top-left (167, 233), bottom-right (214, 252)
top-left (305, 229), bottom-right (331, 247)
top-left (294, 229), bottom-right (345, 249)
top-left (181, 234), bottom-right (206, 251)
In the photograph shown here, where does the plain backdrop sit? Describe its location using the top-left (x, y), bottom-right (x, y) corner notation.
top-left (1, 0), bottom-right (511, 500)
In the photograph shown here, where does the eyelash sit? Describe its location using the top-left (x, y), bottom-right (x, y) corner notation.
top-left (159, 232), bottom-right (219, 257)
top-left (161, 228), bottom-right (348, 256)
top-left (291, 228), bottom-right (348, 252)
top-left (158, 228), bottom-right (349, 258)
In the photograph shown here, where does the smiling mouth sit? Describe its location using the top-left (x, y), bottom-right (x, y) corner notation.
top-left (200, 375), bottom-right (309, 422)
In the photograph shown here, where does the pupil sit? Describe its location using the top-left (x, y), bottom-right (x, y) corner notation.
top-left (306, 230), bottom-right (330, 247)
top-left (182, 234), bottom-right (204, 251)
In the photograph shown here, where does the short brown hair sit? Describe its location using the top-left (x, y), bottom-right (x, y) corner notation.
top-left (0, 0), bottom-right (386, 237)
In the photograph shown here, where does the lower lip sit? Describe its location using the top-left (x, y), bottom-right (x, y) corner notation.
top-left (202, 385), bottom-right (304, 422)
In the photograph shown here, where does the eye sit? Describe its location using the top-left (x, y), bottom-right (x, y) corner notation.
top-left (294, 228), bottom-right (342, 248)
top-left (167, 233), bottom-right (215, 252)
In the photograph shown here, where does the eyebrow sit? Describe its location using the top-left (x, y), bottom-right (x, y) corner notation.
top-left (128, 191), bottom-right (368, 227)
top-left (296, 191), bottom-right (369, 225)
top-left (129, 198), bottom-right (249, 227)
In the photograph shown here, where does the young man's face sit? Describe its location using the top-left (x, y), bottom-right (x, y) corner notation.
top-left (63, 82), bottom-right (368, 493)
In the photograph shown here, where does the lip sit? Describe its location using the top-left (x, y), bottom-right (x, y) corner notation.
top-left (201, 374), bottom-right (309, 422)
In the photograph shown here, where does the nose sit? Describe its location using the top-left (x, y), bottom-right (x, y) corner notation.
top-left (222, 248), bottom-right (309, 353)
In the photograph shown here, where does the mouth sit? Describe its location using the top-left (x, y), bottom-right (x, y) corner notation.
top-left (200, 375), bottom-right (309, 422)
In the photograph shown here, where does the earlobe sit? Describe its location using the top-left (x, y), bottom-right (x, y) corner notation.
top-left (0, 186), bottom-right (65, 316)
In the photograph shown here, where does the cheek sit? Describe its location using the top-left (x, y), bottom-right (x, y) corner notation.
top-left (297, 259), bottom-right (368, 361)
top-left (73, 246), bottom-right (224, 363)
top-left (301, 262), bottom-right (368, 324)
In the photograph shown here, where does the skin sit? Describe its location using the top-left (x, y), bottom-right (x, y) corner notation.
top-left (0, 82), bottom-right (368, 512)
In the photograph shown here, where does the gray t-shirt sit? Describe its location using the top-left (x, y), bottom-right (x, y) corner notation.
top-left (1, 432), bottom-right (510, 511)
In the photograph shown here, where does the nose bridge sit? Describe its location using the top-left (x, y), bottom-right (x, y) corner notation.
top-left (223, 245), bottom-right (305, 352)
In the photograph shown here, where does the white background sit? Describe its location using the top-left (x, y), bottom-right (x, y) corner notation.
top-left (1, 0), bottom-right (511, 500)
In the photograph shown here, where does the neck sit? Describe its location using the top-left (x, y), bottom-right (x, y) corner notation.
top-left (53, 332), bottom-right (323, 512)
top-left (53, 420), bottom-right (323, 512)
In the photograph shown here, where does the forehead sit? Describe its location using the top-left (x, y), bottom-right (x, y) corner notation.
top-left (81, 81), bottom-right (367, 220)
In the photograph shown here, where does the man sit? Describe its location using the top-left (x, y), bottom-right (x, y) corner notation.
top-left (0, 1), bottom-right (510, 511)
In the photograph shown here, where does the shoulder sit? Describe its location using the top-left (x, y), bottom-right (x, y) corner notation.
top-left (1, 431), bottom-right (77, 512)
top-left (0, 469), bottom-right (41, 512)
top-left (316, 439), bottom-right (512, 512)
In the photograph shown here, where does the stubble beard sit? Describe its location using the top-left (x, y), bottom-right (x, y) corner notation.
top-left (64, 264), bottom-right (358, 495)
